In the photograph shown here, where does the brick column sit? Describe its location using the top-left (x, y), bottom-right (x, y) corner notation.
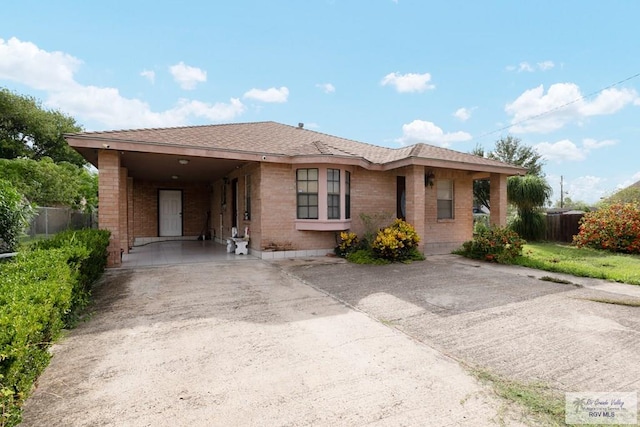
top-left (119, 167), bottom-right (129, 255)
top-left (98, 150), bottom-right (122, 266)
top-left (490, 173), bottom-right (508, 227)
top-left (127, 177), bottom-right (134, 250)
top-left (405, 165), bottom-right (426, 251)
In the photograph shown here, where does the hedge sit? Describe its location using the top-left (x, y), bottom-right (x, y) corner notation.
top-left (0, 229), bottom-right (109, 426)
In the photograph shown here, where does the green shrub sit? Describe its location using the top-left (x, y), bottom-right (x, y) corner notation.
top-left (573, 203), bottom-right (640, 254)
top-left (0, 228), bottom-right (109, 425)
top-left (0, 179), bottom-right (34, 253)
top-left (508, 210), bottom-right (546, 241)
top-left (0, 249), bottom-right (77, 425)
top-left (335, 231), bottom-right (359, 257)
top-left (30, 229), bottom-right (110, 283)
top-left (346, 248), bottom-right (390, 265)
top-left (456, 225), bottom-right (525, 263)
top-left (372, 219), bottom-right (421, 261)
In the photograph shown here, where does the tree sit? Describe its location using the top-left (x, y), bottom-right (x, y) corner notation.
top-left (0, 158), bottom-right (97, 211)
top-left (471, 144), bottom-right (491, 209)
top-left (472, 136), bottom-right (546, 209)
top-left (552, 196), bottom-right (591, 211)
top-left (507, 175), bottom-right (552, 240)
top-left (488, 135), bottom-right (545, 177)
top-left (0, 88), bottom-right (85, 166)
top-left (0, 179), bottom-right (34, 252)
top-left (602, 186), bottom-right (640, 205)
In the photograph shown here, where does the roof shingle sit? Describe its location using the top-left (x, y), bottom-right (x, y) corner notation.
top-left (68, 121), bottom-right (524, 173)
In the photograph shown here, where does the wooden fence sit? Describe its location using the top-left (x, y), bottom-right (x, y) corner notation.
top-left (545, 213), bottom-right (584, 242)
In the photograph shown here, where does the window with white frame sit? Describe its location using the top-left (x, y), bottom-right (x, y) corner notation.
top-left (296, 168), bottom-right (319, 219)
top-left (437, 179), bottom-right (454, 219)
top-left (295, 167), bottom-right (351, 225)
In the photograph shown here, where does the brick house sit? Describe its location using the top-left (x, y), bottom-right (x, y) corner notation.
top-left (66, 121), bottom-right (524, 266)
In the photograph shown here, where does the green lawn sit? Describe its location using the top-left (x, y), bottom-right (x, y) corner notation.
top-left (513, 242), bottom-right (640, 286)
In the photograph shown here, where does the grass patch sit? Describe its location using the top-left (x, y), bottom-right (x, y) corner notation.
top-left (473, 369), bottom-right (566, 426)
top-left (512, 243), bottom-right (640, 285)
top-left (576, 297), bottom-right (640, 307)
top-left (346, 249), bottom-right (390, 265)
top-left (539, 276), bottom-right (576, 285)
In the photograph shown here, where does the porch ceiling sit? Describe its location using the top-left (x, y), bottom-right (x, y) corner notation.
top-left (76, 147), bottom-right (249, 183)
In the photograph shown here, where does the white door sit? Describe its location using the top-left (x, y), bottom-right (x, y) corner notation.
top-left (159, 190), bottom-right (182, 236)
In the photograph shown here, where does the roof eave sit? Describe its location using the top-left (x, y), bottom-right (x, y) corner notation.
top-left (380, 156), bottom-right (526, 175)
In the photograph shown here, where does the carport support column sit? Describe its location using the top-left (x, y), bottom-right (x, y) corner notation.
top-left (405, 165), bottom-right (426, 251)
top-left (490, 173), bottom-right (508, 227)
top-left (98, 150), bottom-right (122, 267)
top-left (119, 167), bottom-right (129, 256)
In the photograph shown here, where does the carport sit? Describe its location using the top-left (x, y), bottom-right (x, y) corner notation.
top-left (121, 240), bottom-right (258, 268)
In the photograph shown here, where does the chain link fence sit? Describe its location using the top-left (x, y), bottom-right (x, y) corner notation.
top-left (26, 207), bottom-right (97, 238)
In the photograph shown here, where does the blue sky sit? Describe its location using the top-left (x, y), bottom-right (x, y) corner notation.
top-left (2, 1), bottom-right (639, 204)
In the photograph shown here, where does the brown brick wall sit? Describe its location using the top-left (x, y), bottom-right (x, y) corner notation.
top-left (210, 163), bottom-right (259, 246)
top-left (133, 180), bottom-right (210, 239)
top-left (250, 164), bottom-right (474, 254)
top-left (423, 168), bottom-right (474, 253)
top-left (98, 150), bottom-right (122, 266)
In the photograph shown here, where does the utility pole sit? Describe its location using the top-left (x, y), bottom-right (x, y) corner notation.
top-left (560, 175), bottom-right (564, 208)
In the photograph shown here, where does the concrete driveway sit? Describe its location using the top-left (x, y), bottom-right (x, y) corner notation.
top-left (282, 255), bottom-right (640, 395)
top-left (21, 254), bottom-right (640, 426)
top-left (21, 259), bottom-right (526, 427)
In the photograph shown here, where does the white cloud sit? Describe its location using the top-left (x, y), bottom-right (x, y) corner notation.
top-left (169, 61), bottom-right (207, 90)
top-left (582, 138), bottom-right (616, 150)
top-left (453, 107), bottom-right (474, 121)
top-left (47, 85), bottom-right (245, 129)
top-left (535, 139), bottom-right (586, 162)
top-left (0, 37), bottom-right (246, 129)
top-left (618, 171), bottom-right (640, 189)
top-left (534, 138), bottom-right (617, 163)
top-left (506, 60), bottom-right (555, 73)
top-left (316, 83), bottom-right (335, 93)
top-left (140, 70), bottom-right (155, 84)
top-left (395, 120), bottom-right (471, 147)
top-left (243, 86), bottom-right (289, 103)
top-left (381, 72), bottom-right (434, 93)
top-left (568, 175), bottom-right (607, 204)
top-left (518, 62), bottom-right (534, 72)
top-left (0, 37), bottom-right (81, 91)
top-left (505, 83), bottom-right (639, 133)
top-left (537, 60), bottom-right (555, 71)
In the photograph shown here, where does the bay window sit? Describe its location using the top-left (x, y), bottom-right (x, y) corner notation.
top-left (296, 167), bottom-right (352, 230)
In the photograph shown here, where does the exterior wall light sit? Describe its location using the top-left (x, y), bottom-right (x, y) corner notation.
top-left (425, 171), bottom-right (435, 188)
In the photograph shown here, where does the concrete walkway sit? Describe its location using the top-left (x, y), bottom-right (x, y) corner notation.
top-left (21, 260), bottom-right (526, 426)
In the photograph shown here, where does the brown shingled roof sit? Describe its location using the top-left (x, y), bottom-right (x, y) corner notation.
top-left (67, 121), bottom-right (525, 174)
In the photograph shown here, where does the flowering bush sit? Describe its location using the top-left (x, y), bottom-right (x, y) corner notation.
top-left (372, 219), bottom-right (421, 261)
top-left (457, 225), bottom-right (525, 263)
top-left (573, 203), bottom-right (640, 254)
top-left (335, 231), bottom-right (359, 257)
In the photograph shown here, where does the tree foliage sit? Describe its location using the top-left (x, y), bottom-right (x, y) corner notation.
top-left (0, 179), bottom-right (34, 253)
top-left (0, 158), bottom-right (97, 211)
top-left (0, 88), bottom-right (84, 166)
top-left (472, 136), bottom-right (546, 209)
top-left (507, 175), bottom-right (552, 241)
top-left (488, 135), bottom-right (545, 177)
top-left (471, 144), bottom-right (491, 209)
top-left (602, 186), bottom-right (640, 205)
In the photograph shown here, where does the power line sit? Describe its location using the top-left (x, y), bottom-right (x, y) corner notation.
top-left (474, 71), bottom-right (640, 141)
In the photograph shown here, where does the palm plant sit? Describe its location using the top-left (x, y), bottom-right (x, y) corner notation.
top-left (507, 175), bottom-right (552, 241)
